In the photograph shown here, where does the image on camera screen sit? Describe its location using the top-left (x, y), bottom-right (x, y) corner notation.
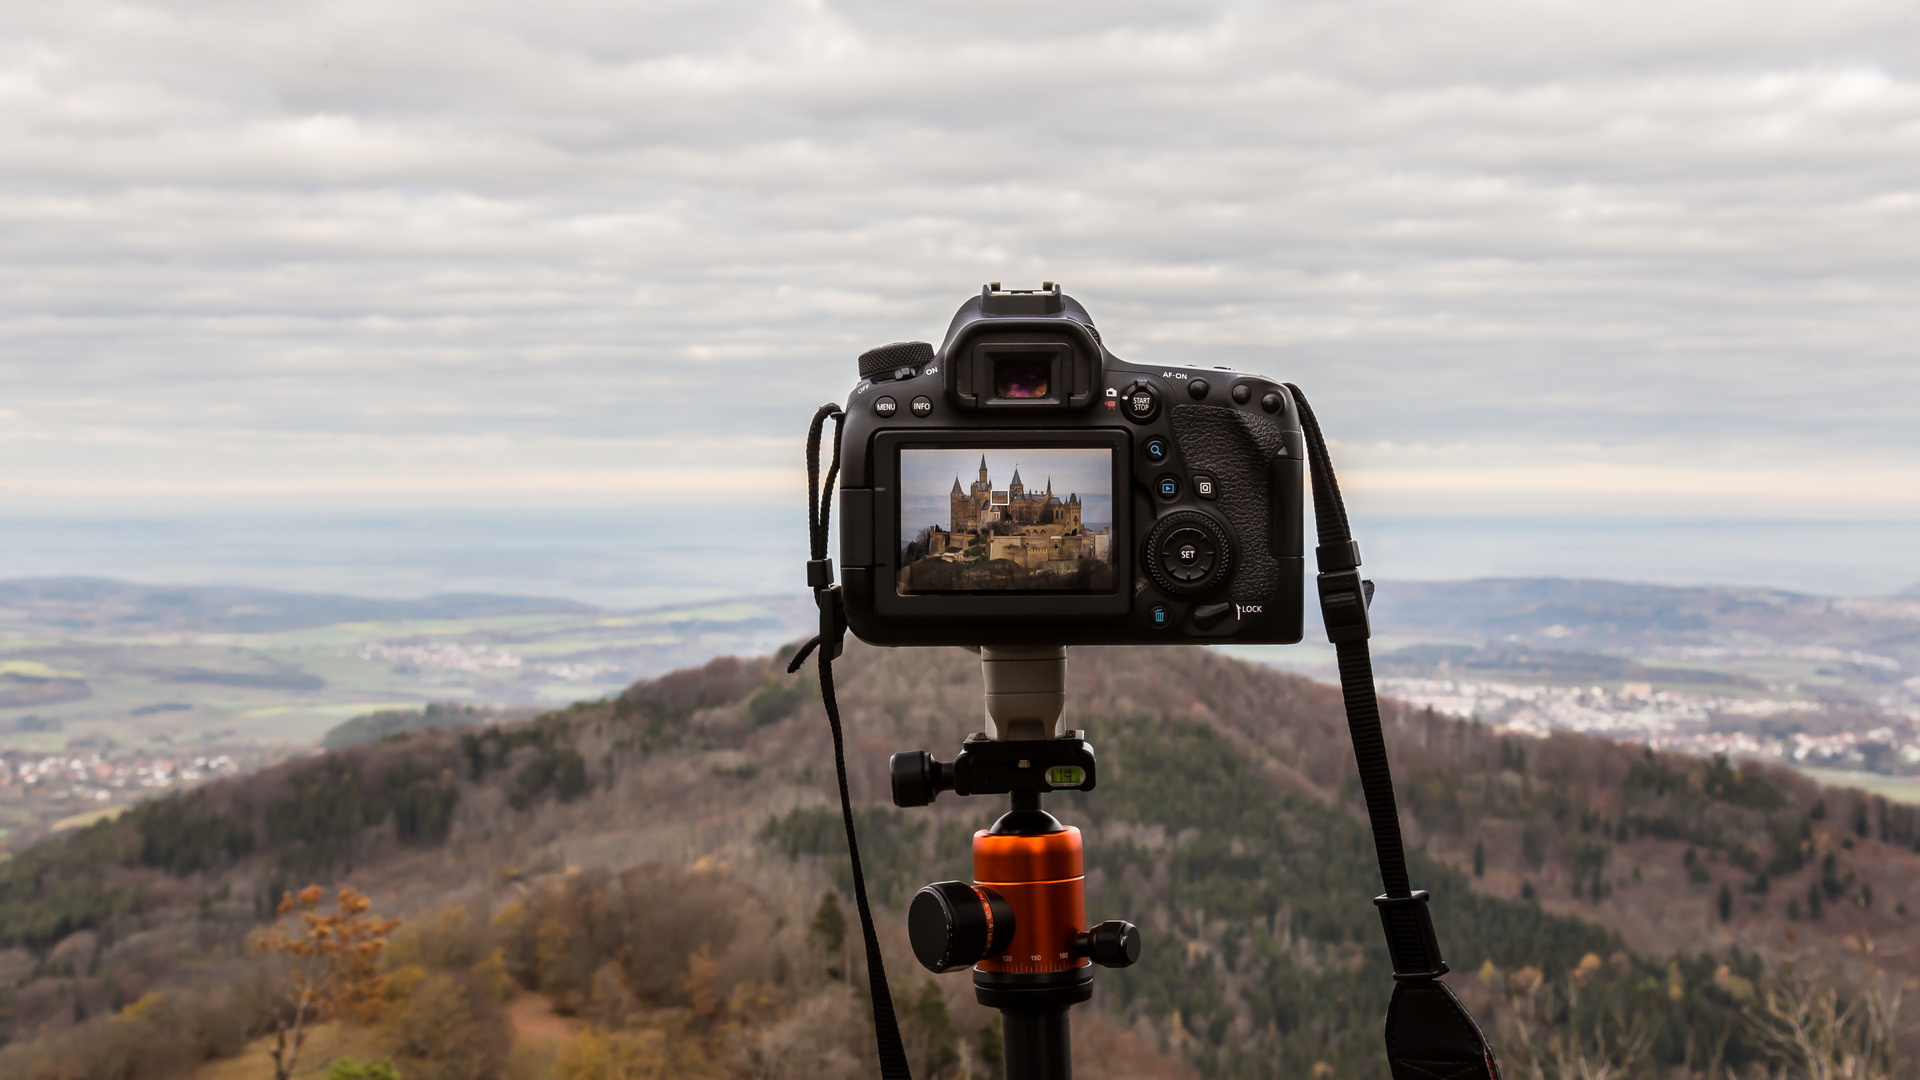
top-left (897, 448), bottom-right (1115, 594)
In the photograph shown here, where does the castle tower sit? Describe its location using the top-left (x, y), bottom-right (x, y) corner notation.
top-left (950, 475), bottom-right (967, 532)
top-left (1010, 468), bottom-right (1024, 499)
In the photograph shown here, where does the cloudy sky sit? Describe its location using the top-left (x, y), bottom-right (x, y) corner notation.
top-left (3, 0), bottom-right (1916, 529)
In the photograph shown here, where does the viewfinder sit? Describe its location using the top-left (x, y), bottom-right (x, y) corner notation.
top-left (995, 358), bottom-right (1050, 399)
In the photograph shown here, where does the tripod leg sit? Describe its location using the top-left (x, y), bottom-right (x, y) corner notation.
top-left (1000, 1008), bottom-right (1071, 1080)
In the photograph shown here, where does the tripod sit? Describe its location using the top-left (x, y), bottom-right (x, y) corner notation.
top-left (889, 647), bottom-right (1139, 1080)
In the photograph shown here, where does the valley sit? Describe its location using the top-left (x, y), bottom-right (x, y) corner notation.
top-left (0, 642), bottom-right (1915, 1078)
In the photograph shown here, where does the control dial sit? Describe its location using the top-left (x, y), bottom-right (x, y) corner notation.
top-left (858, 341), bottom-right (935, 382)
top-left (908, 881), bottom-right (1016, 973)
top-left (1143, 510), bottom-right (1233, 598)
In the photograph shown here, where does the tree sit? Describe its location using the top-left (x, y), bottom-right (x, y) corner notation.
top-left (1718, 883), bottom-right (1733, 921)
top-left (1749, 959), bottom-right (1903, 1080)
top-left (900, 981), bottom-right (961, 1080)
top-left (810, 891), bottom-right (847, 981)
top-left (256, 884), bottom-right (402, 1080)
top-left (809, 891), bottom-right (847, 952)
top-left (383, 971), bottom-right (508, 1080)
top-left (1473, 840), bottom-right (1485, 878)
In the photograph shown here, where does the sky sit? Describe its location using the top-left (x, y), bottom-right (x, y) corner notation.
top-left (1, 0), bottom-right (1917, 596)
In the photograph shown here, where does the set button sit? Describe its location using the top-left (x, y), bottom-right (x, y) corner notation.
top-left (1157, 526), bottom-right (1218, 584)
top-left (1142, 510), bottom-right (1234, 598)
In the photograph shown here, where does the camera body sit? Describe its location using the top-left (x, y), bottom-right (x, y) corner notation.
top-left (837, 284), bottom-right (1305, 647)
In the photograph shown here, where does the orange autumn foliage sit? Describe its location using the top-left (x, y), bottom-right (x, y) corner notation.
top-left (256, 885), bottom-right (403, 1080)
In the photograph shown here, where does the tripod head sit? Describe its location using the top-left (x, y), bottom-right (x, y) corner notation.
top-left (887, 647), bottom-right (1138, 1080)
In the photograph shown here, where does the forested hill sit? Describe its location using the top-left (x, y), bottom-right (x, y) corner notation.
top-left (2, 644), bottom-right (1915, 1078)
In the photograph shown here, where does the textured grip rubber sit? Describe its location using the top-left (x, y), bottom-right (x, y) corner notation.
top-left (858, 341), bottom-right (934, 380)
top-left (1168, 403), bottom-right (1288, 606)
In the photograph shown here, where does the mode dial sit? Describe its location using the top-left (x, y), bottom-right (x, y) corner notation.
top-left (908, 881), bottom-right (1016, 973)
top-left (1143, 510), bottom-right (1233, 598)
top-left (858, 341), bottom-right (935, 382)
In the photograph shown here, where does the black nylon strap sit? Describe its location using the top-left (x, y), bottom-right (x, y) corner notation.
top-left (1285, 384), bottom-right (1499, 1079)
top-left (1286, 384), bottom-right (1410, 898)
top-left (792, 403), bottom-right (913, 1080)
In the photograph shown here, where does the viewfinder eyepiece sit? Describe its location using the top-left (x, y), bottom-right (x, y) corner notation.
top-left (995, 357), bottom-right (1051, 399)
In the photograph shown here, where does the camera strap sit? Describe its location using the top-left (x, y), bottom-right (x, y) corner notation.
top-left (1285, 385), bottom-right (1501, 1080)
top-left (790, 403), bottom-right (915, 1080)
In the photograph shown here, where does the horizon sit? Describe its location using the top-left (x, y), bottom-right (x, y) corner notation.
top-left (2, 508), bottom-right (1915, 608)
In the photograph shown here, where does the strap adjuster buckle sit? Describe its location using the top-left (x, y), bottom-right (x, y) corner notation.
top-left (1317, 569), bottom-right (1372, 643)
top-left (807, 558), bottom-right (835, 590)
top-left (814, 584), bottom-right (846, 663)
top-left (1375, 891), bottom-right (1448, 980)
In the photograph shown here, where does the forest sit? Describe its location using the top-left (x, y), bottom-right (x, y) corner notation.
top-left (0, 643), bottom-right (1912, 1078)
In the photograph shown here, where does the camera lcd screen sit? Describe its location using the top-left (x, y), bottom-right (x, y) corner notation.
top-left (897, 448), bottom-right (1115, 594)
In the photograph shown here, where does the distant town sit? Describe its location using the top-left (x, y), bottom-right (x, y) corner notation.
top-left (1381, 676), bottom-right (1920, 773)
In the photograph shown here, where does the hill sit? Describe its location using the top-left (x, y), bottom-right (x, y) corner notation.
top-left (1372, 577), bottom-right (1920, 682)
top-left (0, 644), bottom-right (1912, 1079)
top-left (0, 576), bottom-right (599, 635)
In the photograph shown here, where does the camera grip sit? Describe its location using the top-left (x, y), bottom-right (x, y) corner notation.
top-left (1168, 404), bottom-right (1294, 606)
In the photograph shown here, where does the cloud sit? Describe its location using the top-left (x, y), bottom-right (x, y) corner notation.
top-left (0, 0), bottom-right (1915, 516)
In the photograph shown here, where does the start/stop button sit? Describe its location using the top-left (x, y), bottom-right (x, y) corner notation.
top-left (1121, 382), bottom-right (1159, 423)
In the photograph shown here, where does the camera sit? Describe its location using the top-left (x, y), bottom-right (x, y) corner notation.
top-left (836, 283), bottom-right (1306, 647)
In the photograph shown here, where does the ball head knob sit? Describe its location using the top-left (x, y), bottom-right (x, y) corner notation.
top-left (908, 882), bottom-right (1016, 974)
top-left (890, 750), bottom-right (953, 808)
top-left (1075, 920), bottom-right (1141, 968)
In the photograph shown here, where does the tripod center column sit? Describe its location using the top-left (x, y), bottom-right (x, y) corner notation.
top-left (980, 646), bottom-right (1067, 741)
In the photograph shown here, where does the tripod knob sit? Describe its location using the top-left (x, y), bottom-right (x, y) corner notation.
top-left (1074, 920), bottom-right (1141, 968)
top-left (890, 750), bottom-right (954, 807)
top-left (908, 881), bottom-right (1016, 973)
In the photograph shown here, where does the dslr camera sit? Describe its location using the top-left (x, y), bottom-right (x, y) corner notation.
top-left (837, 283), bottom-right (1306, 647)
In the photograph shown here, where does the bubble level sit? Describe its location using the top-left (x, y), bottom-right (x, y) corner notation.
top-left (1046, 765), bottom-right (1085, 788)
